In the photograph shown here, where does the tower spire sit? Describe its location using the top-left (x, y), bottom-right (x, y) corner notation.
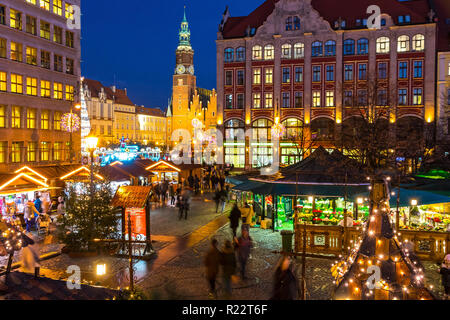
top-left (178, 6), bottom-right (192, 50)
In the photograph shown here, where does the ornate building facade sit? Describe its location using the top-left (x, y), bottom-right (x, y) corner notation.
top-left (217, 0), bottom-right (441, 169)
top-left (167, 9), bottom-right (217, 147)
top-left (0, 0), bottom-right (82, 172)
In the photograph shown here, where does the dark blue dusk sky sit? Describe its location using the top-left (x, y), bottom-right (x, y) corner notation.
top-left (81, 0), bottom-right (262, 110)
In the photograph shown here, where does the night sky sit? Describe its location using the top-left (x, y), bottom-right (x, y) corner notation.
top-left (81, 0), bottom-right (263, 110)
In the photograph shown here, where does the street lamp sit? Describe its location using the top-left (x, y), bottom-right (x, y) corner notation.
top-left (86, 134), bottom-right (98, 195)
top-left (411, 199), bottom-right (418, 207)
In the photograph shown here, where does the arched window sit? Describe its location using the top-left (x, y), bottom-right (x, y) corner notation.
top-left (282, 118), bottom-right (303, 140)
top-left (225, 119), bottom-right (245, 141)
top-left (281, 44), bottom-right (292, 59)
top-left (376, 37), bottom-right (390, 53)
top-left (286, 17), bottom-right (293, 31)
top-left (397, 35), bottom-right (410, 52)
top-left (224, 48), bottom-right (234, 62)
top-left (236, 47), bottom-right (245, 61)
top-left (252, 45), bottom-right (262, 60)
top-left (343, 39), bottom-right (355, 55)
top-left (357, 38), bottom-right (369, 55)
top-left (224, 119), bottom-right (246, 168)
top-left (311, 118), bottom-right (335, 141)
top-left (264, 45), bottom-right (274, 60)
top-left (412, 34), bottom-right (425, 51)
top-left (312, 41), bottom-right (323, 57)
top-left (294, 16), bottom-right (301, 30)
top-left (324, 40), bottom-right (336, 56)
top-left (294, 43), bottom-right (304, 58)
top-left (252, 119), bottom-right (274, 168)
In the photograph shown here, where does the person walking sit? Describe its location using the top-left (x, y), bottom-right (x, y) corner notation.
top-left (229, 204), bottom-right (241, 238)
top-left (220, 240), bottom-right (236, 299)
top-left (24, 201), bottom-right (40, 233)
top-left (219, 175), bottom-right (225, 191)
top-left (440, 254), bottom-right (450, 300)
top-left (34, 195), bottom-right (42, 214)
top-left (169, 184), bottom-right (176, 206)
top-left (213, 190), bottom-right (221, 214)
top-left (204, 238), bottom-right (221, 299)
top-left (240, 202), bottom-right (255, 230)
top-left (160, 180), bottom-right (169, 205)
top-left (219, 189), bottom-right (228, 214)
top-left (271, 256), bottom-right (298, 300)
top-left (235, 228), bottom-right (253, 280)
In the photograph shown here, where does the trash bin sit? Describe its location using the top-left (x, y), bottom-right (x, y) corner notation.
top-left (281, 230), bottom-right (294, 253)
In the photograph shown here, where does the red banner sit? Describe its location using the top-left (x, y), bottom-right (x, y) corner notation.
top-left (125, 208), bottom-right (146, 238)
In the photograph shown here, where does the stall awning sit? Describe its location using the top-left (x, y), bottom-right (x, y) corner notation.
top-left (112, 186), bottom-right (152, 208)
top-left (232, 180), bottom-right (265, 191)
top-left (145, 160), bottom-right (181, 173)
top-left (354, 188), bottom-right (450, 207)
top-left (59, 166), bottom-right (104, 181)
top-left (0, 172), bottom-right (50, 196)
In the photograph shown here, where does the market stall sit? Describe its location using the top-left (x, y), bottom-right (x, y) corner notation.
top-left (145, 160), bottom-right (202, 186)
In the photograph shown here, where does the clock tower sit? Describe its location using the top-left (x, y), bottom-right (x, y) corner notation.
top-left (168, 7), bottom-right (197, 144)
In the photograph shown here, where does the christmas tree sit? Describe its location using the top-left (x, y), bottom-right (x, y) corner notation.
top-left (332, 178), bottom-right (435, 300)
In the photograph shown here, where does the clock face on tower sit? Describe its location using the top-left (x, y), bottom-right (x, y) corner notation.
top-left (188, 66), bottom-right (194, 75)
top-left (176, 64), bottom-right (186, 75)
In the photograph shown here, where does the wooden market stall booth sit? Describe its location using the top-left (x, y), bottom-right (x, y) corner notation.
top-left (145, 160), bottom-right (202, 185)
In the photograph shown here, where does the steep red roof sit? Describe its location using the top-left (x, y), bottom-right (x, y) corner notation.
top-left (112, 88), bottom-right (135, 106)
top-left (135, 106), bottom-right (166, 118)
top-left (83, 79), bottom-right (115, 100)
top-left (221, 0), bottom-right (432, 39)
top-left (432, 0), bottom-right (450, 51)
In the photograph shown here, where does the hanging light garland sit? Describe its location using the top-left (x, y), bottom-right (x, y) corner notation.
top-left (61, 113), bottom-right (81, 133)
top-left (271, 122), bottom-right (286, 139)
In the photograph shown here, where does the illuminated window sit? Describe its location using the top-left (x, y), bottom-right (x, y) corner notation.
top-left (11, 142), bottom-right (22, 163)
top-left (41, 110), bottom-right (49, 129)
top-left (264, 45), bottom-right (274, 60)
top-left (413, 88), bottom-right (423, 105)
top-left (26, 0), bottom-right (37, 5)
top-left (225, 94), bottom-right (233, 109)
top-left (282, 44), bottom-right (291, 59)
top-left (253, 93), bottom-right (261, 109)
top-left (11, 106), bottom-right (21, 128)
top-left (26, 47), bottom-right (37, 65)
top-left (66, 85), bottom-right (74, 101)
top-left (0, 141), bottom-right (6, 163)
top-left (40, 142), bottom-right (50, 161)
top-left (265, 68), bottom-right (273, 84)
top-left (11, 74), bottom-right (23, 94)
top-left (54, 26), bottom-right (62, 44)
top-left (40, 21), bottom-right (50, 40)
top-left (0, 105), bottom-right (5, 128)
top-left (41, 80), bottom-right (50, 98)
top-left (294, 43), bottom-right (304, 58)
top-left (27, 142), bottom-right (37, 162)
top-left (10, 42), bottom-right (23, 62)
top-left (0, 72), bottom-right (6, 91)
top-left (53, 83), bottom-right (63, 100)
top-left (253, 68), bottom-right (261, 84)
top-left (412, 34), bottom-right (425, 51)
top-left (326, 91), bottom-right (334, 107)
top-left (53, 0), bottom-right (63, 15)
top-left (41, 51), bottom-right (50, 69)
top-left (54, 142), bottom-right (62, 161)
top-left (26, 16), bottom-right (37, 35)
top-left (313, 91), bottom-right (321, 107)
top-left (40, 0), bottom-right (50, 11)
top-left (264, 93), bottom-right (273, 108)
top-left (0, 38), bottom-right (5, 58)
top-left (66, 31), bottom-right (74, 48)
top-left (27, 108), bottom-right (36, 129)
top-left (397, 35), bottom-right (410, 52)
top-left (10, 9), bottom-right (22, 30)
top-left (376, 37), bottom-right (390, 53)
top-left (65, 3), bottom-right (74, 20)
top-left (54, 112), bottom-right (61, 130)
top-left (26, 77), bottom-right (37, 96)
top-left (252, 46), bottom-right (262, 60)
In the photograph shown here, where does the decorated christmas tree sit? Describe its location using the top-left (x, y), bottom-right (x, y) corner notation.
top-left (332, 178), bottom-right (435, 300)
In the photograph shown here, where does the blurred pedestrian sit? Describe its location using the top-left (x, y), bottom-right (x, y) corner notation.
top-left (24, 201), bottom-right (39, 233)
top-left (169, 184), bottom-right (176, 206)
top-left (34, 195), bottom-right (42, 214)
top-left (271, 256), bottom-right (298, 300)
top-left (440, 254), bottom-right (450, 300)
top-left (235, 228), bottom-right (253, 280)
top-left (220, 240), bottom-right (236, 299)
top-left (204, 238), bottom-right (221, 299)
top-left (20, 232), bottom-right (40, 277)
top-left (229, 204), bottom-right (241, 238)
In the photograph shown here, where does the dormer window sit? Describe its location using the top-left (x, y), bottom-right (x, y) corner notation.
top-left (398, 16), bottom-right (404, 24)
top-left (293, 17), bottom-right (300, 30)
top-left (286, 17), bottom-right (293, 31)
top-left (381, 19), bottom-right (386, 26)
top-left (286, 16), bottom-right (300, 31)
top-left (405, 15), bottom-right (411, 23)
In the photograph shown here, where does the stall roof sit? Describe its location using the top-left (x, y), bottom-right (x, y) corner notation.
top-left (99, 165), bottom-right (132, 182)
top-left (0, 172), bottom-right (50, 196)
top-left (59, 166), bottom-right (104, 181)
top-left (111, 186), bottom-right (152, 208)
top-left (14, 166), bottom-right (48, 182)
top-left (354, 188), bottom-right (450, 207)
top-left (145, 160), bottom-right (182, 173)
top-left (108, 161), bottom-right (154, 179)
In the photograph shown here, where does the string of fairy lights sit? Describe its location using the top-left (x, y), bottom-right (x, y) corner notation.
top-left (331, 176), bottom-right (434, 300)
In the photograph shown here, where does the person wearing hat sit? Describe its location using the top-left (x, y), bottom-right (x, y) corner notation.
top-left (440, 254), bottom-right (450, 300)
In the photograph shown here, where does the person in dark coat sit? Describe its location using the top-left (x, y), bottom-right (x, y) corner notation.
top-left (440, 254), bottom-right (450, 300)
top-left (235, 228), bottom-right (253, 280)
top-left (204, 238), bottom-right (221, 298)
top-left (188, 175), bottom-right (194, 189)
top-left (229, 204), bottom-right (241, 237)
top-left (271, 256), bottom-right (298, 300)
top-left (220, 240), bottom-right (236, 298)
top-left (213, 190), bottom-right (221, 213)
top-left (219, 175), bottom-right (225, 191)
